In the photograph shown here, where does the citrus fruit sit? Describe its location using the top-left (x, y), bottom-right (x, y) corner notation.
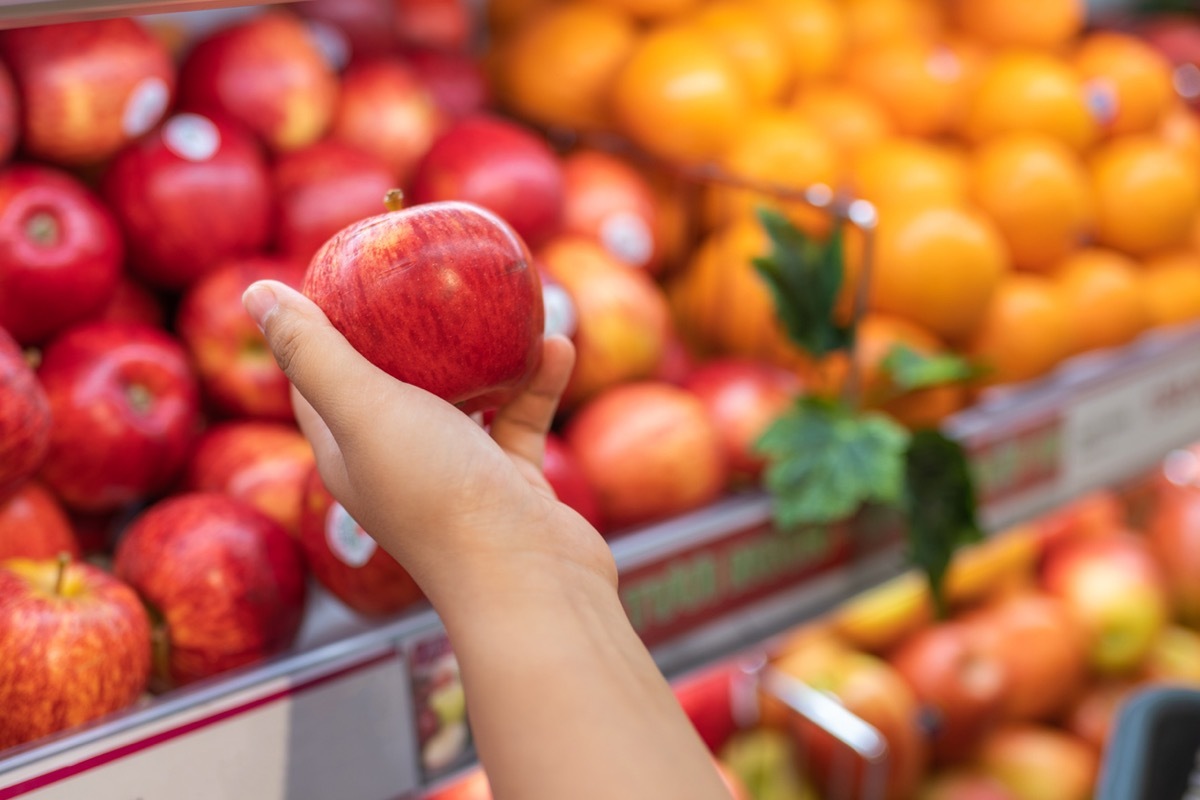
top-left (949, 0), bottom-right (1084, 51)
top-left (1090, 135), bottom-right (1200, 256)
top-left (594, 0), bottom-right (699, 21)
top-left (844, 39), bottom-right (963, 138)
top-left (1159, 102), bottom-right (1200, 171)
top-left (966, 274), bottom-right (1074, 386)
top-left (496, 2), bottom-right (636, 131)
top-left (855, 313), bottom-right (967, 428)
top-left (868, 205), bottom-right (1009, 342)
top-left (610, 25), bottom-right (751, 165)
top-left (685, 1), bottom-right (792, 105)
top-left (748, 0), bottom-right (846, 82)
top-left (962, 52), bottom-right (1099, 152)
top-left (969, 133), bottom-right (1094, 273)
top-left (843, 0), bottom-right (941, 52)
top-left (1141, 250), bottom-right (1200, 328)
top-left (487, 0), bottom-right (554, 37)
top-left (1074, 32), bottom-right (1176, 137)
top-left (850, 137), bottom-right (969, 213)
top-left (790, 84), bottom-right (894, 162)
top-left (1054, 248), bottom-right (1149, 353)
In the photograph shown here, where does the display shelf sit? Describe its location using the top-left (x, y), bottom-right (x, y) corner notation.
top-left (0, 0), bottom-right (287, 28)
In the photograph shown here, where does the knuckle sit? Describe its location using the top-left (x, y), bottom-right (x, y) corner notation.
top-left (266, 315), bottom-right (307, 378)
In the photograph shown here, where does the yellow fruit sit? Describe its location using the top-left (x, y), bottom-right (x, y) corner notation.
top-left (1091, 135), bottom-right (1200, 256)
top-left (966, 274), bottom-right (1075, 386)
top-left (969, 133), bottom-right (1094, 272)
top-left (1055, 248), bottom-right (1150, 353)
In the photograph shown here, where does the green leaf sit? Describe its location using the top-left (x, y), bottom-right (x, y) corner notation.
top-left (903, 430), bottom-right (984, 618)
top-left (752, 208), bottom-right (854, 359)
top-left (880, 344), bottom-right (986, 392)
top-left (757, 397), bottom-right (910, 528)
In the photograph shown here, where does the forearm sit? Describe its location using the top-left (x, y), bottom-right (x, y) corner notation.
top-left (433, 556), bottom-right (730, 800)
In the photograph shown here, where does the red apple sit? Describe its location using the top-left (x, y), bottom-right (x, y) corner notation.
top-left (0, 60), bottom-right (16, 165)
top-left (298, 467), bottom-right (425, 617)
top-left (177, 12), bottom-right (339, 153)
top-left (561, 149), bottom-right (663, 274)
top-left (176, 256), bottom-right (306, 422)
top-left (682, 359), bottom-right (802, 484)
top-left (295, 0), bottom-right (399, 60)
top-left (890, 620), bottom-right (1010, 763)
top-left (774, 642), bottom-right (928, 800)
top-left (1140, 624), bottom-right (1200, 685)
top-left (0, 327), bottom-right (50, 500)
top-left (1146, 484), bottom-right (1200, 626)
top-left (184, 421), bottom-right (316, 538)
top-left (0, 557), bottom-right (151, 750)
top-left (919, 769), bottom-right (1019, 800)
top-left (542, 433), bottom-right (604, 532)
top-left (964, 592), bottom-right (1088, 722)
top-left (564, 381), bottom-right (726, 532)
top-left (93, 278), bottom-right (165, 329)
top-left (406, 48), bottom-right (492, 121)
top-left (101, 112), bottom-right (274, 291)
top-left (331, 57), bottom-right (445, 186)
top-left (410, 114), bottom-right (566, 248)
top-left (1035, 489), bottom-right (1126, 553)
top-left (977, 725), bottom-right (1098, 800)
top-left (0, 482), bottom-right (79, 561)
top-left (654, 331), bottom-right (699, 385)
top-left (673, 664), bottom-right (741, 754)
top-left (1064, 679), bottom-right (1140, 753)
top-left (1041, 533), bottom-right (1169, 676)
top-left (427, 770), bottom-right (491, 800)
top-left (393, 0), bottom-right (472, 52)
top-left (113, 493), bottom-right (307, 690)
top-left (539, 236), bottom-right (671, 407)
top-left (273, 140), bottom-right (397, 262)
top-left (303, 200), bottom-right (544, 414)
top-left (37, 321), bottom-right (201, 513)
top-left (0, 164), bottom-right (123, 345)
top-left (0, 18), bottom-right (173, 166)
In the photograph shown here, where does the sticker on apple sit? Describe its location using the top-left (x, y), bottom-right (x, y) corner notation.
top-left (304, 19), bottom-right (351, 73)
top-left (122, 76), bottom-right (171, 139)
top-left (163, 114), bottom-right (222, 163)
top-left (325, 502), bottom-right (377, 567)
top-left (599, 211), bottom-right (654, 269)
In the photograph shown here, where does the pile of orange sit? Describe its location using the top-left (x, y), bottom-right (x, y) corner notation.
top-left (489, 0), bottom-right (1200, 424)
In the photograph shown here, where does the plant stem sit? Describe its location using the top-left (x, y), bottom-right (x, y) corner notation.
top-left (54, 552), bottom-right (70, 596)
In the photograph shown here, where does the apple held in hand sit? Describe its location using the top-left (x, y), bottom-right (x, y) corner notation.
top-left (37, 321), bottom-right (201, 514)
top-left (298, 467), bottom-right (425, 617)
top-left (185, 421), bottom-right (315, 538)
top-left (176, 257), bottom-right (306, 421)
top-left (0, 328), bottom-right (50, 500)
top-left (177, 12), bottom-right (339, 153)
top-left (0, 557), bottom-right (151, 750)
top-left (0, 165), bottom-right (123, 345)
top-left (303, 199), bottom-right (544, 414)
top-left (0, 482), bottom-right (79, 561)
top-left (102, 113), bottom-right (274, 292)
top-left (114, 493), bottom-right (307, 690)
top-left (0, 18), bottom-right (173, 166)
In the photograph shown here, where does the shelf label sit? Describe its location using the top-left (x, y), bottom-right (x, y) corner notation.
top-left (619, 521), bottom-right (851, 648)
top-left (967, 415), bottom-right (1062, 506)
top-left (404, 631), bottom-right (473, 783)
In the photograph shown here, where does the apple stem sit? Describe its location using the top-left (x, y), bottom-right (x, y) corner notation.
top-left (53, 551), bottom-right (70, 596)
top-left (25, 211), bottom-right (61, 247)
top-left (383, 189), bottom-right (405, 213)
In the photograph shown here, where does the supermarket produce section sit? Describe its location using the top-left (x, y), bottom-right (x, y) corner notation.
top-left (2, 0), bottom-right (1200, 798)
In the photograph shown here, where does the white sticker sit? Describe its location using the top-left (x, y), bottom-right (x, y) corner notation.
top-left (305, 19), bottom-right (351, 72)
top-left (1083, 78), bottom-right (1119, 127)
top-left (163, 114), bottom-right (222, 162)
top-left (122, 76), bottom-right (171, 138)
top-left (542, 283), bottom-right (578, 339)
top-left (325, 502), bottom-right (377, 568)
top-left (599, 211), bottom-right (654, 268)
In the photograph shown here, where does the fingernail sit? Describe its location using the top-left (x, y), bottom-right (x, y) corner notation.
top-left (242, 282), bottom-right (278, 332)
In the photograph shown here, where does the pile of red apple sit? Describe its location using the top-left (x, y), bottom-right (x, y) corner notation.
top-left (0, 1), bottom-right (812, 754)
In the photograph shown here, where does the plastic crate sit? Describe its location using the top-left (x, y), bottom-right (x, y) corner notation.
top-left (1097, 685), bottom-right (1200, 800)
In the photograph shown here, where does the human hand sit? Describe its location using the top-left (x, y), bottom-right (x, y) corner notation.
top-left (241, 279), bottom-right (616, 609)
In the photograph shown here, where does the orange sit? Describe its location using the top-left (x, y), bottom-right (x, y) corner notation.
top-left (948, 0), bottom-right (1084, 51)
top-left (969, 133), bottom-right (1094, 273)
top-left (610, 26), bottom-right (751, 165)
top-left (962, 52), bottom-right (1099, 152)
top-left (1074, 32), bottom-right (1176, 137)
top-left (790, 84), bottom-right (894, 160)
top-left (868, 205), bottom-right (1009, 342)
top-left (487, 0), bottom-right (555, 37)
top-left (593, 0), bottom-right (699, 21)
top-left (966, 274), bottom-right (1074, 386)
top-left (667, 217), bottom-right (812, 371)
top-left (1159, 102), bottom-right (1200, 171)
top-left (1091, 135), bottom-right (1200, 256)
top-left (1054, 248), bottom-right (1149, 353)
top-left (748, 0), bottom-right (846, 82)
top-left (855, 313), bottom-right (967, 428)
top-left (843, 40), bottom-right (963, 138)
top-left (685, 2), bottom-right (792, 105)
top-left (849, 137), bottom-right (969, 214)
top-left (1141, 250), bottom-right (1200, 328)
top-left (496, 3), bottom-right (637, 131)
top-left (843, 0), bottom-right (941, 52)
top-left (705, 110), bottom-right (840, 236)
